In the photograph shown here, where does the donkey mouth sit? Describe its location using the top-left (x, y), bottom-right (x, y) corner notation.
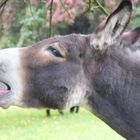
top-left (0, 82), bottom-right (11, 96)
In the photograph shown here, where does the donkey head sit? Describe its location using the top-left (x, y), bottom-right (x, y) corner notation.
top-left (0, 0), bottom-right (133, 109)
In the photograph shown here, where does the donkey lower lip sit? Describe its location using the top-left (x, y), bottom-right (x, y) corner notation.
top-left (0, 82), bottom-right (11, 96)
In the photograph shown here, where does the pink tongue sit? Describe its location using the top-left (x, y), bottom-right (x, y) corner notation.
top-left (0, 89), bottom-right (9, 95)
top-left (0, 82), bottom-right (9, 95)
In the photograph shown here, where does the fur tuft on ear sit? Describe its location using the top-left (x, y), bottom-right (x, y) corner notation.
top-left (90, 0), bottom-right (132, 50)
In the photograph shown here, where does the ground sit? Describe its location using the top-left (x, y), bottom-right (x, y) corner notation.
top-left (0, 107), bottom-right (125, 140)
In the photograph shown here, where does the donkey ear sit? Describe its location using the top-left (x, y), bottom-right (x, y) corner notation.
top-left (119, 27), bottom-right (140, 45)
top-left (90, 0), bottom-right (132, 50)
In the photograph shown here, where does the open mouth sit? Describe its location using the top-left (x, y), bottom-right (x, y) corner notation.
top-left (0, 82), bottom-right (11, 96)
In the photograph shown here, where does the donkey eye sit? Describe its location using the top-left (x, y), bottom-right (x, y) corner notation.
top-left (47, 46), bottom-right (64, 58)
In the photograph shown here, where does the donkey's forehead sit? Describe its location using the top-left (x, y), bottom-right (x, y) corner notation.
top-left (32, 34), bottom-right (89, 50)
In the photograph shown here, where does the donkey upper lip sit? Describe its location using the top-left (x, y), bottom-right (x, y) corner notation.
top-left (0, 81), bottom-right (11, 96)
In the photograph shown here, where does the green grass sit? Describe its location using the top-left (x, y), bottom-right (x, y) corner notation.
top-left (0, 107), bottom-right (125, 140)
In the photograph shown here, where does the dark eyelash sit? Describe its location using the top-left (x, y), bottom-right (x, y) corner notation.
top-left (47, 46), bottom-right (64, 58)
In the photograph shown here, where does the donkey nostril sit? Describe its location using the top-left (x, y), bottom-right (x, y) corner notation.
top-left (5, 82), bottom-right (11, 90)
top-left (0, 82), bottom-right (11, 96)
top-left (0, 82), bottom-right (11, 91)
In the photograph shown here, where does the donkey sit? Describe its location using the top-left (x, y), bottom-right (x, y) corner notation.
top-left (46, 106), bottom-right (79, 116)
top-left (0, 0), bottom-right (140, 139)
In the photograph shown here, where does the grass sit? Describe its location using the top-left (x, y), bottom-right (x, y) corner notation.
top-left (0, 107), bottom-right (125, 140)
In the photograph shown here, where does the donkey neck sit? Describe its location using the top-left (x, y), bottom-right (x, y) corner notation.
top-left (94, 46), bottom-right (140, 104)
top-left (87, 47), bottom-right (140, 140)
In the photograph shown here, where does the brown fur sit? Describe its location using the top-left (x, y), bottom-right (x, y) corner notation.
top-left (0, 1), bottom-right (140, 140)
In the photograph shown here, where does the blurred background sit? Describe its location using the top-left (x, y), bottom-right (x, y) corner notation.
top-left (0, 0), bottom-right (140, 140)
top-left (0, 0), bottom-right (139, 49)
